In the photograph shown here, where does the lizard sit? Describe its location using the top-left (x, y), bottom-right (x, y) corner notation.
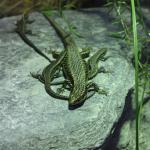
top-left (16, 13), bottom-right (108, 109)
top-left (43, 13), bottom-right (88, 107)
top-left (15, 14), bottom-right (89, 102)
top-left (42, 13), bottom-right (106, 108)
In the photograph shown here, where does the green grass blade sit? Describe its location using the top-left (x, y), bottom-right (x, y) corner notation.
top-left (130, 0), bottom-right (139, 150)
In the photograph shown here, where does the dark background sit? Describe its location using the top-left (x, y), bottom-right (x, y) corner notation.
top-left (0, 0), bottom-right (149, 18)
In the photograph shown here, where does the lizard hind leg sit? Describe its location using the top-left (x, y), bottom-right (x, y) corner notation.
top-left (56, 80), bottom-right (72, 94)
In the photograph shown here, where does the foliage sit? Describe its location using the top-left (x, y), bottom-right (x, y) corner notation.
top-left (130, 1), bottom-right (139, 149)
top-left (105, 0), bottom-right (150, 150)
top-left (0, 0), bottom-right (89, 17)
top-left (43, 0), bottom-right (82, 38)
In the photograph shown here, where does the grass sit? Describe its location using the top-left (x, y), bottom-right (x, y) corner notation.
top-left (106, 0), bottom-right (150, 149)
top-left (130, 0), bottom-right (139, 149)
top-left (131, 1), bottom-right (150, 150)
top-left (0, 0), bottom-right (87, 17)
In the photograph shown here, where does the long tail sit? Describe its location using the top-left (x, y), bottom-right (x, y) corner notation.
top-left (42, 13), bottom-right (70, 43)
top-left (16, 15), bottom-right (52, 62)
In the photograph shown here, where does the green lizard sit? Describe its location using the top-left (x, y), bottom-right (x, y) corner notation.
top-left (43, 14), bottom-right (107, 108)
top-left (43, 14), bottom-right (88, 107)
top-left (16, 13), bottom-right (108, 109)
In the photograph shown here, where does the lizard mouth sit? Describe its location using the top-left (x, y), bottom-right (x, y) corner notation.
top-left (68, 99), bottom-right (85, 110)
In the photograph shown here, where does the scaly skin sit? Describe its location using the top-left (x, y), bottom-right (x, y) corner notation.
top-left (42, 51), bottom-right (69, 100)
top-left (17, 13), bottom-right (108, 108)
top-left (43, 14), bottom-right (88, 106)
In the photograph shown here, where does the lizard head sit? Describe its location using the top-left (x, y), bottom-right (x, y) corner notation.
top-left (68, 94), bottom-right (86, 110)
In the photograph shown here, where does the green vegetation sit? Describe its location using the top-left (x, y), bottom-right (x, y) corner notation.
top-left (130, 1), bottom-right (139, 149)
top-left (106, 0), bottom-right (150, 150)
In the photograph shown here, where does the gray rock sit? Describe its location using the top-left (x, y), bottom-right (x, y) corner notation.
top-left (0, 8), bottom-right (134, 150)
top-left (118, 97), bottom-right (150, 150)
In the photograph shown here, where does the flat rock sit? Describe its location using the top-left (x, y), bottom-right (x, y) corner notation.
top-left (0, 8), bottom-right (134, 150)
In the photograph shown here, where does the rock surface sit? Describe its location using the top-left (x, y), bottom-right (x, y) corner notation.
top-left (118, 96), bottom-right (150, 150)
top-left (0, 8), bottom-right (135, 150)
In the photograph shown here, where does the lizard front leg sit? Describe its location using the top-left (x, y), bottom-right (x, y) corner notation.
top-left (86, 82), bottom-right (108, 96)
top-left (87, 48), bottom-right (107, 79)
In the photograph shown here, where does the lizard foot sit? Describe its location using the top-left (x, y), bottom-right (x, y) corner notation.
top-left (97, 88), bottom-right (108, 96)
top-left (30, 72), bottom-right (44, 83)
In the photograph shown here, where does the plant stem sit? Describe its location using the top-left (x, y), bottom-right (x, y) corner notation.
top-left (136, 0), bottom-right (149, 37)
top-left (130, 0), bottom-right (139, 150)
top-left (58, 0), bottom-right (63, 17)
